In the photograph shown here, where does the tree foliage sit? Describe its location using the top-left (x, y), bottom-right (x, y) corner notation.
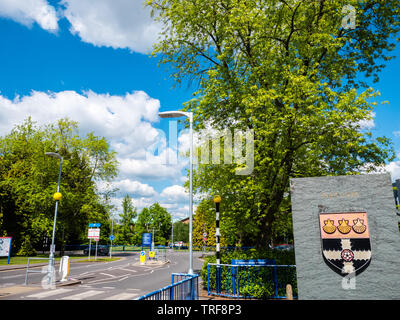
top-left (0, 118), bottom-right (118, 255)
top-left (147, 0), bottom-right (399, 246)
top-left (135, 203), bottom-right (172, 246)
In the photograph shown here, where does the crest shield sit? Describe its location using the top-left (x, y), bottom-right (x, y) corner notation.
top-left (319, 212), bottom-right (371, 276)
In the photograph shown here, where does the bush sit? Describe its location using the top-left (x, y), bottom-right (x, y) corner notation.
top-left (240, 283), bottom-right (275, 299)
top-left (16, 235), bottom-right (37, 256)
top-left (201, 247), bottom-right (297, 298)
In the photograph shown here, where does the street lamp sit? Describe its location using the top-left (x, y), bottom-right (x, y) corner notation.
top-left (45, 152), bottom-right (63, 285)
top-left (159, 110), bottom-right (194, 274)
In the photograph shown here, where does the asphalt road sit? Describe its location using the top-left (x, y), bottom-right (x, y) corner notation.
top-left (0, 250), bottom-right (208, 300)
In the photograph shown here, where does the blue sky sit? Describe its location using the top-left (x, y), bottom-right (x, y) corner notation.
top-left (0, 1), bottom-right (399, 221)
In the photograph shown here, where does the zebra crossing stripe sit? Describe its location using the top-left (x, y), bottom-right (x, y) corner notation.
top-left (27, 288), bottom-right (73, 299)
top-left (60, 290), bottom-right (104, 300)
top-left (104, 292), bottom-right (138, 300)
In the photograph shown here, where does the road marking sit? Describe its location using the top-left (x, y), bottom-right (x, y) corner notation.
top-left (118, 276), bottom-right (129, 282)
top-left (61, 290), bottom-right (104, 300)
top-left (99, 272), bottom-right (116, 278)
top-left (1, 274), bottom-right (23, 279)
top-left (27, 288), bottom-right (73, 299)
top-left (104, 292), bottom-right (138, 300)
top-left (117, 268), bottom-right (137, 273)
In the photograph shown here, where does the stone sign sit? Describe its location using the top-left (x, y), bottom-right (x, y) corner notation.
top-left (290, 173), bottom-right (400, 299)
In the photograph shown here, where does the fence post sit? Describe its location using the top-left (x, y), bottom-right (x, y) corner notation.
top-left (273, 265), bottom-right (278, 298)
top-left (207, 264), bottom-right (210, 296)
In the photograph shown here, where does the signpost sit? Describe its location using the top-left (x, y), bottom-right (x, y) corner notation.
top-left (88, 224), bottom-right (101, 260)
top-left (0, 237), bottom-right (12, 264)
top-left (142, 233), bottom-right (152, 248)
top-left (140, 251), bottom-right (146, 265)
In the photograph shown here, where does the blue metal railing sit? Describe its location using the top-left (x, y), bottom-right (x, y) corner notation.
top-left (137, 273), bottom-right (199, 300)
top-left (207, 263), bottom-right (297, 299)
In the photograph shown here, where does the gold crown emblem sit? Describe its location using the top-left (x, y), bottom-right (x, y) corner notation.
top-left (337, 219), bottom-right (351, 234)
top-left (322, 219), bottom-right (336, 234)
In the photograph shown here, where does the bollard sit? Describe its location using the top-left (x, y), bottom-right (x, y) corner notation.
top-left (59, 256), bottom-right (70, 282)
top-left (286, 284), bottom-right (293, 300)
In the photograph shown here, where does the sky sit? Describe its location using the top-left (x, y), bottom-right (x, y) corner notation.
top-left (0, 0), bottom-right (399, 222)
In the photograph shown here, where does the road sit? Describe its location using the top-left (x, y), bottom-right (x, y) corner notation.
top-left (0, 251), bottom-right (208, 300)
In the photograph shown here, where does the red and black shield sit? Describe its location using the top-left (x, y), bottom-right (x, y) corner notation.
top-left (319, 212), bottom-right (372, 276)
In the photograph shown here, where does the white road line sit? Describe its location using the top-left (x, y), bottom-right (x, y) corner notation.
top-left (61, 290), bottom-right (104, 300)
top-left (104, 293), bottom-right (138, 300)
top-left (1, 274), bottom-right (24, 279)
top-left (27, 288), bottom-right (73, 299)
top-left (117, 268), bottom-right (137, 273)
top-left (99, 272), bottom-right (116, 278)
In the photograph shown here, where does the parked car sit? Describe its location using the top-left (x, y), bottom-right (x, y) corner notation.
top-left (83, 245), bottom-right (109, 256)
top-left (272, 244), bottom-right (294, 251)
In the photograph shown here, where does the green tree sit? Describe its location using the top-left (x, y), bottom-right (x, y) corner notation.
top-left (173, 221), bottom-right (189, 243)
top-left (0, 117), bottom-right (118, 255)
top-left (148, 0), bottom-right (399, 247)
top-left (135, 203), bottom-right (172, 246)
top-left (117, 194), bottom-right (137, 245)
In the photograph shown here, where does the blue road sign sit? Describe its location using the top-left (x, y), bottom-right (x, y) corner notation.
top-left (89, 223), bottom-right (101, 228)
top-left (231, 259), bottom-right (275, 266)
top-left (109, 235), bottom-right (115, 241)
top-left (142, 233), bottom-right (152, 246)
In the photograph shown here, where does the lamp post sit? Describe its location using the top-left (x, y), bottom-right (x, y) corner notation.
top-left (45, 152), bottom-right (63, 286)
top-left (213, 195), bottom-right (221, 265)
top-left (159, 110), bottom-right (194, 274)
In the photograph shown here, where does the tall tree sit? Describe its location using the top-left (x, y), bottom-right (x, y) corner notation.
top-left (147, 0), bottom-right (399, 247)
top-left (117, 194), bottom-right (137, 245)
top-left (135, 203), bottom-right (172, 245)
top-left (0, 117), bottom-right (118, 254)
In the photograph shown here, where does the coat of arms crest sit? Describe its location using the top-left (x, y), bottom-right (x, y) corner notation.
top-left (319, 211), bottom-right (371, 276)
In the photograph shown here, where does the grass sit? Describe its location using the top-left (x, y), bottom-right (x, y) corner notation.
top-left (0, 255), bottom-right (92, 266)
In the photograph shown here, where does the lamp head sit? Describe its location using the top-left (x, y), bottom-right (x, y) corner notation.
top-left (213, 195), bottom-right (222, 204)
top-left (158, 111), bottom-right (192, 120)
top-left (45, 152), bottom-right (62, 160)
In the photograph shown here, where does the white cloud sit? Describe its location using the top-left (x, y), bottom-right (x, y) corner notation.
top-left (0, 90), bottom-right (161, 154)
top-left (61, 0), bottom-right (161, 54)
top-left (113, 179), bottom-right (157, 197)
top-left (357, 112), bottom-right (376, 130)
top-left (160, 185), bottom-right (188, 203)
top-left (0, 0), bottom-right (58, 31)
top-left (385, 160), bottom-right (400, 181)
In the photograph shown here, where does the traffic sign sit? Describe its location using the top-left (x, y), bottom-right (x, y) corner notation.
top-left (203, 232), bottom-right (207, 237)
top-left (88, 228), bottom-right (100, 239)
top-left (140, 251), bottom-right (145, 264)
top-left (89, 223), bottom-right (101, 228)
top-left (109, 235), bottom-right (115, 241)
top-left (142, 233), bottom-right (152, 247)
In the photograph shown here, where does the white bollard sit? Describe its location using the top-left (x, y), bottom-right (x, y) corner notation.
top-left (59, 256), bottom-right (70, 282)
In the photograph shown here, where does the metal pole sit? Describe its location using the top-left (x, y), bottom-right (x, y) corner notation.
top-left (152, 227), bottom-right (155, 253)
top-left (188, 113), bottom-right (193, 274)
top-left (48, 156), bottom-right (63, 285)
top-left (110, 217), bottom-right (113, 259)
top-left (215, 202), bottom-right (220, 265)
top-left (214, 196), bottom-right (221, 293)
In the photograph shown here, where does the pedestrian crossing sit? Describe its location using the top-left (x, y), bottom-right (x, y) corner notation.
top-left (25, 287), bottom-right (140, 300)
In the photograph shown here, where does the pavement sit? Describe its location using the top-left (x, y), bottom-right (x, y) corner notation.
top-left (0, 255), bottom-right (230, 300)
top-left (0, 257), bottom-right (105, 297)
